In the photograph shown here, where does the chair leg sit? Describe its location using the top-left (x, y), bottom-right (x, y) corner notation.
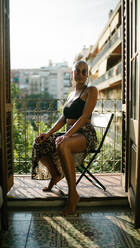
top-left (76, 165), bottom-right (106, 191)
top-left (76, 152), bottom-right (98, 185)
top-left (86, 171), bottom-right (106, 191)
top-left (77, 167), bottom-right (100, 188)
top-left (80, 164), bottom-right (106, 190)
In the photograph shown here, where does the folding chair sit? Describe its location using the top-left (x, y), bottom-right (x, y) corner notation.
top-left (76, 113), bottom-right (114, 191)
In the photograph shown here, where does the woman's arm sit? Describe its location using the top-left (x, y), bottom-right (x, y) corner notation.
top-left (64, 86), bottom-right (98, 137)
top-left (36, 115), bottom-right (66, 143)
top-left (47, 115), bottom-right (66, 135)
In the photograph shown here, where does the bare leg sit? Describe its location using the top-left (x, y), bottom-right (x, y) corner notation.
top-left (57, 134), bottom-right (86, 215)
top-left (40, 155), bottom-right (62, 191)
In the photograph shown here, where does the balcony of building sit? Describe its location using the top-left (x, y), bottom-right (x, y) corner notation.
top-left (90, 26), bottom-right (121, 72)
top-left (92, 62), bottom-right (121, 91)
top-left (7, 97), bottom-right (128, 208)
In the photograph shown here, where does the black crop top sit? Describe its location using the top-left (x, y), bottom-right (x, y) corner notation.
top-left (63, 97), bottom-right (85, 119)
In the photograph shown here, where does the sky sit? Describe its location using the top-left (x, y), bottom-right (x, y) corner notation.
top-left (10, 0), bottom-right (119, 69)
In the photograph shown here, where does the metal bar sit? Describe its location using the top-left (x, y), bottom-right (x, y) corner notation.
top-left (12, 98), bottom-right (122, 174)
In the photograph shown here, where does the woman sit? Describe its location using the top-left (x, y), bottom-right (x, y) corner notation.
top-left (32, 60), bottom-right (98, 215)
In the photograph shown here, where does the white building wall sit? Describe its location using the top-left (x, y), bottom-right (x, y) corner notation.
top-left (28, 75), bottom-right (41, 95)
top-left (12, 64), bottom-right (71, 99)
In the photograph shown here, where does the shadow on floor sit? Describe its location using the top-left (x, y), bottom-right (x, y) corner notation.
top-left (1, 206), bottom-right (140, 248)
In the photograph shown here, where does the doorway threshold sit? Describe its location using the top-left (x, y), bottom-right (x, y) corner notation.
top-left (7, 173), bottom-right (128, 208)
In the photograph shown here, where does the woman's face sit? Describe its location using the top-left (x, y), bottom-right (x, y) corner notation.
top-left (73, 62), bottom-right (88, 85)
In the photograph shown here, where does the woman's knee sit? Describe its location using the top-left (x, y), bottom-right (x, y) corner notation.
top-left (56, 139), bottom-right (69, 154)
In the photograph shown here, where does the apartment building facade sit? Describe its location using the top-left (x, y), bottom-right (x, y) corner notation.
top-left (75, 1), bottom-right (121, 100)
top-left (11, 63), bottom-right (71, 99)
top-left (40, 62), bottom-right (71, 99)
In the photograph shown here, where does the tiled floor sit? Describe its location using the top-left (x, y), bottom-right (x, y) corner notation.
top-left (0, 207), bottom-right (140, 248)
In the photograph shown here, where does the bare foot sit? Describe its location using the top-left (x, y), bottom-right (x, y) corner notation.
top-left (42, 174), bottom-right (62, 192)
top-left (61, 191), bottom-right (80, 215)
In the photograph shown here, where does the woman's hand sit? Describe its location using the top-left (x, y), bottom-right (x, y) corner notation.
top-left (55, 135), bottom-right (68, 148)
top-left (35, 133), bottom-right (50, 144)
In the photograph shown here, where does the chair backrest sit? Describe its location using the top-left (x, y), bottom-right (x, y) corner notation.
top-left (91, 113), bottom-right (114, 152)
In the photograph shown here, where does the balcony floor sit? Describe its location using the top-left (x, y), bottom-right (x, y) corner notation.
top-left (7, 173), bottom-right (128, 208)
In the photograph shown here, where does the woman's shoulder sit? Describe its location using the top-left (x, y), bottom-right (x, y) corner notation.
top-left (86, 86), bottom-right (98, 94)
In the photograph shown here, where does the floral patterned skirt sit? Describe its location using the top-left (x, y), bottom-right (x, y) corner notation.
top-left (31, 123), bottom-right (97, 180)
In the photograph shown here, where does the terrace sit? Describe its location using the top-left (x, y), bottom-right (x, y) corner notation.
top-left (8, 98), bottom-right (128, 207)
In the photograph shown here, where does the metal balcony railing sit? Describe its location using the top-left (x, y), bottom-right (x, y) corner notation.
top-left (92, 62), bottom-right (122, 86)
top-left (91, 26), bottom-right (121, 68)
top-left (12, 98), bottom-right (122, 174)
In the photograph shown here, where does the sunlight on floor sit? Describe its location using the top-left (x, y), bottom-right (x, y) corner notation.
top-left (1, 207), bottom-right (140, 247)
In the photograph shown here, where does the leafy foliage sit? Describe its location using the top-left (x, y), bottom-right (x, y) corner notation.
top-left (12, 84), bottom-right (121, 174)
top-left (82, 129), bottom-right (121, 173)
